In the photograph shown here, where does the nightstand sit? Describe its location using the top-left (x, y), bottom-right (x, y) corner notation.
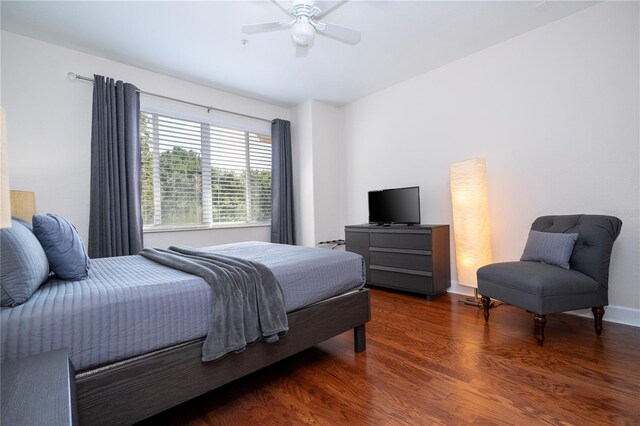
top-left (1, 348), bottom-right (78, 426)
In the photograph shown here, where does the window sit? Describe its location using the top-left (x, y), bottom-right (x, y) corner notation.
top-left (140, 111), bottom-right (272, 230)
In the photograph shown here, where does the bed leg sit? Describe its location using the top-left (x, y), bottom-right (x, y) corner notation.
top-left (354, 324), bottom-right (366, 353)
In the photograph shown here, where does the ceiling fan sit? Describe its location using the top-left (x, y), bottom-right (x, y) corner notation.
top-left (241, 0), bottom-right (361, 49)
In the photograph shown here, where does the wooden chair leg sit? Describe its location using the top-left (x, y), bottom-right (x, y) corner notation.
top-left (534, 314), bottom-right (546, 346)
top-left (592, 306), bottom-right (604, 336)
top-left (481, 296), bottom-right (491, 322)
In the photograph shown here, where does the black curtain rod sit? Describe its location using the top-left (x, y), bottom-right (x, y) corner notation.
top-left (67, 72), bottom-right (273, 124)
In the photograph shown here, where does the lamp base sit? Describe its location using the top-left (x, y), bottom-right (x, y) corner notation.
top-left (458, 289), bottom-right (493, 308)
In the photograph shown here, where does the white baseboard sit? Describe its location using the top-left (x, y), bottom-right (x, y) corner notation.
top-left (566, 306), bottom-right (640, 327)
top-left (447, 286), bottom-right (640, 328)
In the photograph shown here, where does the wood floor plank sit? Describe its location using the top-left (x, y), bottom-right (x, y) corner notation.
top-left (138, 289), bottom-right (640, 425)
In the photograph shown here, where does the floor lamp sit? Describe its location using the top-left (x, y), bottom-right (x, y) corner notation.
top-left (450, 158), bottom-right (493, 307)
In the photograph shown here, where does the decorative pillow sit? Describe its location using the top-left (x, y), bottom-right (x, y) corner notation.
top-left (1, 219), bottom-right (50, 307)
top-left (32, 214), bottom-right (90, 280)
top-left (521, 230), bottom-right (579, 269)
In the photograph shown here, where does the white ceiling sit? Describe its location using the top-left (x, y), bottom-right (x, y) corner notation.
top-left (1, 1), bottom-right (596, 107)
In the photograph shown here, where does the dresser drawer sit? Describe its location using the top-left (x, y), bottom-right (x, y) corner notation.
top-left (370, 232), bottom-right (431, 250)
top-left (370, 269), bottom-right (433, 294)
top-left (345, 231), bottom-right (369, 256)
top-left (346, 231), bottom-right (370, 282)
top-left (370, 251), bottom-right (432, 272)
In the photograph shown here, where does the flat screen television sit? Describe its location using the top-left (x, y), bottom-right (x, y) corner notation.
top-left (368, 186), bottom-right (421, 225)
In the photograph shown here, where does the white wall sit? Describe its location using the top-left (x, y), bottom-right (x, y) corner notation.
top-left (310, 100), bottom-right (345, 244)
top-left (341, 2), bottom-right (640, 321)
top-left (1, 31), bottom-right (289, 248)
top-left (291, 99), bottom-right (315, 246)
top-left (291, 99), bottom-right (344, 247)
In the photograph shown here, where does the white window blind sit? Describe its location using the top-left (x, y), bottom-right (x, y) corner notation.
top-left (140, 111), bottom-right (272, 229)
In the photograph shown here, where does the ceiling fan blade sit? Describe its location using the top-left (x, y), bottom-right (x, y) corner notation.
top-left (315, 0), bottom-right (348, 19)
top-left (316, 22), bottom-right (361, 45)
top-left (241, 21), bottom-right (292, 34)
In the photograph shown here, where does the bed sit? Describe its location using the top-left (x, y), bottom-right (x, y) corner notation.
top-left (1, 240), bottom-right (370, 425)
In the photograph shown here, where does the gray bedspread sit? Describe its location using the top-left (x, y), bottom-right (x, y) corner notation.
top-left (139, 246), bottom-right (288, 361)
top-left (1, 241), bottom-right (365, 371)
top-left (1, 255), bottom-right (211, 371)
top-left (200, 242), bottom-right (366, 312)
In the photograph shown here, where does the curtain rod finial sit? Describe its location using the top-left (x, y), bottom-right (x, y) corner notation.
top-left (67, 72), bottom-right (78, 80)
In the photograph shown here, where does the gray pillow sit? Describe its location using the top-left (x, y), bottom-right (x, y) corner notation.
top-left (521, 230), bottom-right (579, 269)
top-left (32, 214), bottom-right (90, 280)
top-left (1, 219), bottom-right (51, 307)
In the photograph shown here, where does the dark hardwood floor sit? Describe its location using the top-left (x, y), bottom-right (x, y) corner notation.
top-left (139, 288), bottom-right (640, 425)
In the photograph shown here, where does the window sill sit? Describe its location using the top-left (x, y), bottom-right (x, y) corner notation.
top-left (143, 223), bottom-right (270, 234)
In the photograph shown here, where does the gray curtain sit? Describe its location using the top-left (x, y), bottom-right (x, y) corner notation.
top-left (88, 75), bottom-right (143, 258)
top-left (270, 119), bottom-right (295, 244)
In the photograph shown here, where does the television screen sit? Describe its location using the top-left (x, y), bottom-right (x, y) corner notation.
top-left (368, 186), bottom-right (421, 225)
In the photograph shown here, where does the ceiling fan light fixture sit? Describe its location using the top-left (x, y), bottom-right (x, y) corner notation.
top-left (291, 21), bottom-right (315, 45)
top-left (241, 0), bottom-right (361, 51)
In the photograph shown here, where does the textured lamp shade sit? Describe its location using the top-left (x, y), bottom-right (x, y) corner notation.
top-left (450, 158), bottom-right (493, 288)
top-left (10, 190), bottom-right (36, 222)
top-left (0, 108), bottom-right (10, 228)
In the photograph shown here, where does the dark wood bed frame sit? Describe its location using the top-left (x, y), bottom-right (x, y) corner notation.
top-left (74, 288), bottom-right (371, 426)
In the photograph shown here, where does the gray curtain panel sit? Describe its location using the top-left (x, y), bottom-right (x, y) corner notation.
top-left (270, 119), bottom-right (295, 245)
top-left (88, 75), bottom-right (143, 258)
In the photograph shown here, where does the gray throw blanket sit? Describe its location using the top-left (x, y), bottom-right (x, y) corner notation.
top-left (140, 246), bottom-right (288, 361)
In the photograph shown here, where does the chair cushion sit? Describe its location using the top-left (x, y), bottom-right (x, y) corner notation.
top-left (478, 261), bottom-right (605, 314)
top-left (521, 230), bottom-right (578, 269)
top-left (32, 214), bottom-right (90, 280)
top-left (1, 219), bottom-right (50, 307)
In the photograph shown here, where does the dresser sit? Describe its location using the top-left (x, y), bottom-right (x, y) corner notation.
top-left (345, 224), bottom-right (450, 300)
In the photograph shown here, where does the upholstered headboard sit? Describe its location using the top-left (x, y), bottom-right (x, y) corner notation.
top-left (531, 215), bottom-right (622, 287)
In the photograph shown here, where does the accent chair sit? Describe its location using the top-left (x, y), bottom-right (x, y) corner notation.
top-left (478, 214), bottom-right (622, 346)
